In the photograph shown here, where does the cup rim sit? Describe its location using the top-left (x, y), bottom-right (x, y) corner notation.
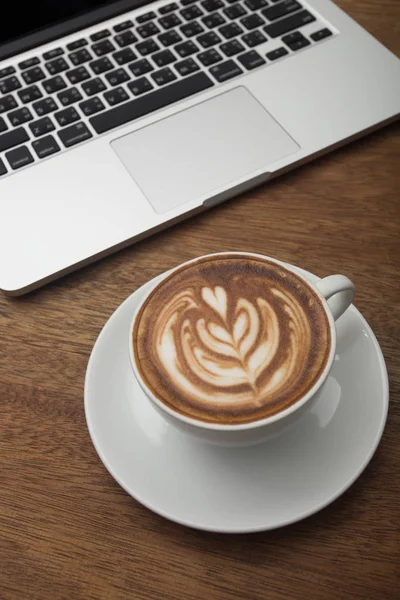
top-left (128, 252), bottom-right (337, 432)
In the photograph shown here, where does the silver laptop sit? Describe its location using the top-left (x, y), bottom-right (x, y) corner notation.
top-left (0, 0), bottom-right (399, 295)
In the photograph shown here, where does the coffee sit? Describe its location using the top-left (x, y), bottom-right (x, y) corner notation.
top-left (132, 254), bottom-right (331, 425)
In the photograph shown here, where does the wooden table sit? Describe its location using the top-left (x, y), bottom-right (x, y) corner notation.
top-left (1, 2), bottom-right (399, 599)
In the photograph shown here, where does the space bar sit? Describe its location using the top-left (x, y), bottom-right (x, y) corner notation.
top-left (90, 73), bottom-right (214, 134)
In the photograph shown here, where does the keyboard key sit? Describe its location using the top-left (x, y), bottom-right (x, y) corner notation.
top-left (42, 76), bottom-right (67, 94)
top-left (198, 48), bottom-right (223, 66)
top-left (137, 11), bottom-right (157, 23)
top-left (237, 49), bottom-right (265, 69)
top-left (0, 158), bottom-right (7, 176)
top-left (104, 86), bottom-right (129, 106)
top-left (202, 0), bottom-right (224, 11)
top-left (181, 6), bottom-right (203, 20)
top-left (6, 145), bottom-right (34, 170)
top-left (33, 97), bottom-right (58, 116)
top-left (159, 13), bottom-right (182, 29)
top-left (79, 96), bottom-right (105, 116)
top-left (175, 57), bottom-right (200, 76)
top-left (8, 107), bottom-right (33, 127)
top-left (82, 77), bottom-right (107, 96)
top-left (223, 4), bottom-right (247, 19)
top-left (181, 0), bottom-right (198, 5)
top-left (90, 72), bottom-right (214, 134)
top-left (114, 30), bottom-right (138, 47)
top-left (210, 59), bottom-right (243, 82)
top-left (159, 3), bottom-right (179, 14)
top-left (57, 87), bottom-right (83, 106)
top-left (90, 29), bottom-right (111, 42)
top-left (29, 116), bottom-right (55, 137)
top-left (92, 39), bottom-right (115, 56)
top-left (175, 41), bottom-right (198, 57)
top-left (197, 31), bottom-right (221, 48)
top-left (0, 76), bottom-right (22, 94)
top-left (32, 134), bottom-right (60, 158)
top-left (18, 85), bottom-right (42, 104)
top-left (113, 48), bottom-right (137, 64)
top-left (114, 20), bottom-right (134, 33)
top-left (43, 47), bottom-right (64, 60)
top-left (54, 106), bottom-right (80, 127)
top-left (128, 59), bottom-right (153, 77)
top-left (128, 77), bottom-right (154, 96)
top-left (89, 57), bottom-right (114, 74)
top-left (0, 66), bottom-right (16, 79)
top-left (45, 58), bottom-right (69, 75)
top-left (245, 0), bottom-right (268, 9)
top-left (242, 30), bottom-right (266, 46)
top-left (69, 48), bottom-right (93, 65)
top-left (105, 68), bottom-right (130, 86)
top-left (180, 22), bottom-right (204, 37)
top-left (138, 22), bottom-right (160, 38)
top-left (241, 14), bottom-right (264, 29)
top-left (0, 95), bottom-right (18, 113)
top-left (311, 28), bottom-right (332, 42)
top-left (159, 30), bottom-right (182, 46)
top-left (0, 116), bottom-right (7, 132)
top-left (266, 46), bottom-right (289, 60)
top-left (0, 127), bottom-right (29, 152)
top-left (66, 66), bottom-right (91, 84)
top-left (262, 0), bottom-right (301, 21)
top-left (221, 39), bottom-right (246, 56)
top-left (66, 39), bottom-right (88, 51)
top-left (136, 39), bottom-right (160, 55)
top-left (282, 31), bottom-right (310, 50)
top-left (219, 23), bottom-right (243, 39)
top-left (264, 10), bottom-right (315, 38)
top-left (58, 121), bottom-right (93, 147)
top-left (202, 13), bottom-right (226, 28)
top-left (153, 50), bottom-right (177, 67)
top-left (18, 57), bottom-right (40, 70)
top-left (151, 67), bottom-right (177, 86)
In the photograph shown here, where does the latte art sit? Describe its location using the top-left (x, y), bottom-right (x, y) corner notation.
top-left (133, 255), bottom-right (331, 424)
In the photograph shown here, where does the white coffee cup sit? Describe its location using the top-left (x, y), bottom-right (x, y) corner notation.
top-left (129, 252), bottom-right (355, 446)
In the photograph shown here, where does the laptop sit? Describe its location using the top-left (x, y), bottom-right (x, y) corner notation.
top-left (0, 0), bottom-right (399, 295)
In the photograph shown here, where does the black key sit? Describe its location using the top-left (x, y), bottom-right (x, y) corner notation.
top-left (114, 20), bottom-right (134, 33)
top-left (175, 40), bottom-right (198, 57)
top-left (266, 46), bottom-right (289, 60)
top-left (181, 0), bottom-right (197, 5)
top-left (69, 48), bottom-right (93, 65)
top-left (114, 30), bottom-right (138, 47)
top-left (210, 59), bottom-right (243, 82)
top-left (219, 23), bottom-right (243, 39)
top-left (202, 0), bottom-right (224, 12)
top-left (66, 66), bottom-right (91, 84)
top-left (58, 122), bottom-right (93, 147)
top-left (42, 75), bottom-right (67, 94)
top-left (223, 4), bottom-right (247, 19)
top-left (90, 72), bottom-right (214, 134)
top-left (282, 31), bottom-right (310, 50)
top-left (79, 96), bottom-right (105, 116)
top-left (159, 30), bottom-right (182, 46)
top-left (151, 67), bottom-right (177, 86)
top-left (202, 13), bottom-right (226, 29)
top-left (90, 29), bottom-right (111, 42)
top-left (128, 59), bottom-right (153, 77)
top-left (57, 87), bottom-right (83, 106)
top-left (241, 14), bottom-right (264, 30)
top-left (18, 85), bottom-right (42, 104)
top-left (198, 48), bottom-right (222, 66)
top-left (153, 50), bottom-right (177, 67)
top-left (159, 14), bottom-right (182, 29)
top-left (18, 57), bottom-right (40, 70)
top-left (311, 28), bottom-right (332, 42)
top-left (159, 3), bottom-right (178, 14)
top-left (32, 134), bottom-right (60, 158)
top-left (6, 145), bottom-right (34, 170)
top-left (137, 22), bottom-right (160, 38)
top-left (0, 116), bottom-right (7, 132)
top-left (43, 47), bottom-right (64, 60)
top-left (0, 95), bottom-right (18, 113)
top-left (197, 31), bottom-right (221, 48)
top-left (0, 76), bottom-right (22, 94)
top-left (90, 57), bottom-right (114, 74)
top-left (92, 40), bottom-right (115, 56)
top-left (180, 22), bottom-right (204, 37)
top-left (264, 10), bottom-right (315, 38)
top-left (113, 48), bottom-right (137, 65)
top-left (242, 30), bottom-right (266, 47)
top-left (221, 39), bottom-right (246, 56)
top-left (262, 0), bottom-right (301, 21)
top-left (128, 77), bottom-right (154, 96)
top-left (181, 6), bottom-right (203, 20)
top-left (105, 68), bottom-right (130, 86)
top-left (137, 11), bottom-right (157, 23)
top-left (45, 58), bottom-right (69, 75)
top-left (0, 66), bottom-right (16, 79)
top-left (136, 39), bottom-right (160, 56)
top-left (29, 116), bottom-right (55, 137)
top-left (0, 127), bottom-right (29, 152)
top-left (237, 49), bottom-right (265, 69)
top-left (175, 57), bottom-right (200, 76)
top-left (0, 158), bottom-right (7, 176)
top-left (67, 39), bottom-right (88, 51)
top-left (245, 0), bottom-right (268, 10)
top-left (82, 78), bottom-right (106, 97)
top-left (33, 97), bottom-right (58, 116)
top-left (54, 106), bottom-right (80, 127)
top-left (8, 107), bottom-right (33, 126)
top-left (104, 86), bottom-right (129, 106)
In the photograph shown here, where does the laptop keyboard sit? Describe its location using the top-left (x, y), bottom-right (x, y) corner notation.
top-left (0, 0), bottom-right (333, 177)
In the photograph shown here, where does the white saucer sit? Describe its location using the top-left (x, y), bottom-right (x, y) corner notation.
top-left (84, 265), bottom-right (388, 533)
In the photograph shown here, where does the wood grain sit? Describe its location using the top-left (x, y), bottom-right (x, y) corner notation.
top-left (1, 2), bottom-right (399, 599)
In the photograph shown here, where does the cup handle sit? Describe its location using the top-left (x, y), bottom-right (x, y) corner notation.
top-left (315, 275), bottom-right (355, 321)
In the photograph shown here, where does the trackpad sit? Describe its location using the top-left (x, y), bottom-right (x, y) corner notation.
top-left (111, 87), bottom-right (299, 214)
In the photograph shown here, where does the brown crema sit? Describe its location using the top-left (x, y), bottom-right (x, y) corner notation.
top-left (132, 255), bottom-right (331, 425)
